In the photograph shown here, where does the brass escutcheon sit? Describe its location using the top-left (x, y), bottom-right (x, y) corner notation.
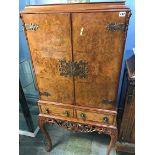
top-left (58, 59), bottom-right (88, 79)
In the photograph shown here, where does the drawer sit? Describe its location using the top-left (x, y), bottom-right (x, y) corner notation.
top-left (76, 110), bottom-right (115, 125)
top-left (40, 104), bottom-right (74, 118)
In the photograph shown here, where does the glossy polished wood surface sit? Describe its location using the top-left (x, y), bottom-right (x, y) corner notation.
top-left (73, 12), bottom-right (126, 109)
top-left (21, 13), bottom-right (74, 104)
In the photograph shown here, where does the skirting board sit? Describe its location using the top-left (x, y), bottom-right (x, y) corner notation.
top-left (19, 126), bottom-right (40, 137)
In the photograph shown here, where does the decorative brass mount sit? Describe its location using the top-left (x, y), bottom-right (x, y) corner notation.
top-left (24, 23), bottom-right (39, 31)
top-left (39, 91), bottom-right (51, 97)
top-left (58, 59), bottom-right (88, 79)
top-left (107, 23), bottom-right (126, 31)
top-left (101, 99), bottom-right (114, 104)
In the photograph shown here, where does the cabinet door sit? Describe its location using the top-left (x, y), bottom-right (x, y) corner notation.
top-left (21, 13), bottom-right (74, 104)
top-left (72, 12), bottom-right (127, 109)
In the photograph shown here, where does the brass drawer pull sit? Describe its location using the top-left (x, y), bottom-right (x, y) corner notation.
top-left (103, 117), bottom-right (109, 124)
top-left (80, 113), bottom-right (86, 119)
top-left (45, 108), bottom-right (49, 114)
top-left (63, 111), bottom-right (70, 117)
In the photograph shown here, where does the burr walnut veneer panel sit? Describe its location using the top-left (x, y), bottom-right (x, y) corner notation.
top-left (22, 13), bottom-right (74, 104)
top-left (73, 12), bottom-right (126, 109)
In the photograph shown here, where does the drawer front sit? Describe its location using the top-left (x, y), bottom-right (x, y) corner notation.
top-left (40, 104), bottom-right (74, 118)
top-left (76, 110), bottom-right (115, 125)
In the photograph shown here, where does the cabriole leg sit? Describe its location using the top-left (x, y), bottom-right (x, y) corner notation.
top-left (106, 129), bottom-right (117, 155)
top-left (38, 116), bottom-right (52, 152)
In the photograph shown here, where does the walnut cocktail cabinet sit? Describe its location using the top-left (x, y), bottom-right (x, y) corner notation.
top-left (20, 2), bottom-right (131, 155)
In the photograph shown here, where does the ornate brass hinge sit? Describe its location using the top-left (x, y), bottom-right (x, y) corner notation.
top-left (106, 23), bottom-right (126, 31)
top-left (24, 23), bottom-right (39, 31)
top-left (39, 91), bottom-right (51, 97)
top-left (101, 99), bottom-right (114, 104)
top-left (58, 60), bottom-right (88, 79)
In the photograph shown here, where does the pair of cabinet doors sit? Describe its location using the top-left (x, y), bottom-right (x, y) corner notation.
top-left (22, 11), bottom-right (126, 110)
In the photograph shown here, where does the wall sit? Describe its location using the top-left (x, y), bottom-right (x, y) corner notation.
top-left (124, 0), bottom-right (135, 52)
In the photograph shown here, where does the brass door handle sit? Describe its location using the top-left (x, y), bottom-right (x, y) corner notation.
top-left (45, 108), bottom-right (49, 114)
top-left (64, 111), bottom-right (70, 117)
top-left (103, 117), bottom-right (109, 123)
top-left (80, 113), bottom-right (86, 119)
